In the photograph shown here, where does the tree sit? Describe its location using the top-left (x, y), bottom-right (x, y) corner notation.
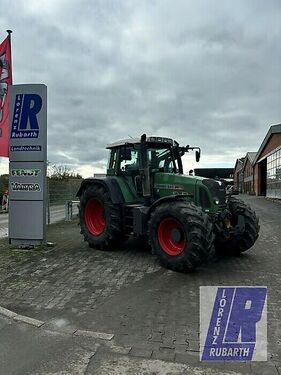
top-left (47, 164), bottom-right (82, 180)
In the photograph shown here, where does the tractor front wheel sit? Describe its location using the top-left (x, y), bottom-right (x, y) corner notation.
top-left (214, 197), bottom-right (259, 255)
top-left (79, 184), bottom-right (124, 250)
top-left (148, 201), bottom-right (213, 272)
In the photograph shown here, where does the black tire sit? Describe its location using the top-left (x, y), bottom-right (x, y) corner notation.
top-left (214, 197), bottom-right (259, 254)
top-left (79, 184), bottom-right (124, 250)
top-left (148, 201), bottom-right (214, 272)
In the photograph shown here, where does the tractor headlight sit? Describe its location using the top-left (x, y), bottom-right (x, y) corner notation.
top-left (214, 198), bottom-right (220, 205)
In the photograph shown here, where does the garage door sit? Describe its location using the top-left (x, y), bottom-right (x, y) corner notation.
top-left (266, 149), bottom-right (281, 199)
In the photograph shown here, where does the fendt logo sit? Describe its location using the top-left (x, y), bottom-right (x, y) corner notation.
top-left (11, 169), bottom-right (41, 177)
top-left (11, 94), bottom-right (42, 139)
top-left (200, 287), bottom-right (267, 361)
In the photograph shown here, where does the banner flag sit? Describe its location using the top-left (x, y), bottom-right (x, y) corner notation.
top-left (0, 33), bottom-right (12, 157)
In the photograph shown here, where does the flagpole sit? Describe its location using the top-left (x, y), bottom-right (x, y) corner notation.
top-left (6, 29), bottom-right (12, 83)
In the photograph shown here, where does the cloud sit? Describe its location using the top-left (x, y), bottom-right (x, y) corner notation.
top-left (1, 0), bottom-right (280, 176)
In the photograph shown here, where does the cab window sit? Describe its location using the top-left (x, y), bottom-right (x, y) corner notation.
top-left (119, 147), bottom-right (139, 173)
top-left (107, 149), bottom-right (117, 170)
top-left (148, 148), bottom-right (176, 173)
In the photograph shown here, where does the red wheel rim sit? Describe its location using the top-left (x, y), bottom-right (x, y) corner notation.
top-left (84, 198), bottom-right (105, 236)
top-left (157, 217), bottom-right (186, 256)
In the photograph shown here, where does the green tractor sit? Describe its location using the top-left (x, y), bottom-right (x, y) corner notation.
top-left (77, 135), bottom-right (259, 272)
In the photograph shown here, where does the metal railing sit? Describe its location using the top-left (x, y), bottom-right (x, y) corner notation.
top-left (65, 200), bottom-right (79, 221)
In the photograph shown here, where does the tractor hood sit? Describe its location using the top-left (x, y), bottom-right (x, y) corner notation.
top-left (154, 172), bottom-right (201, 198)
top-left (153, 172), bottom-right (226, 212)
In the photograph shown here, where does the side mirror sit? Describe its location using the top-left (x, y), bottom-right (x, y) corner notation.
top-left (195, 150), bottom-right (200, 162)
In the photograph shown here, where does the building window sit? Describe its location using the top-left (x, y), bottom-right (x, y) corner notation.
top-left (267, 148), bottom-right (281, 198)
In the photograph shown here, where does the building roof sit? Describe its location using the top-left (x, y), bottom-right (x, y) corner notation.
top-left (253, 124), bottom-right (281, 165)
top-left (234, 157), bottom-right (245, 173)
top-left (242, 152), bottom-right (257, 171)
top-left (247, 152), bottom-right (257, 163)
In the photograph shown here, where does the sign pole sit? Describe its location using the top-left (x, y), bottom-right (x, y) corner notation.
top-left (8, 84), bottom-right (47, 246)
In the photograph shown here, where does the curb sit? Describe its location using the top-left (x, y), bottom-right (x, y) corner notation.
top-left (0, 306), bottom-right (44, 327)
top-left (73, 329), bottom-right (114, 341)
top-left (0, 305), bottom-right (114, 341)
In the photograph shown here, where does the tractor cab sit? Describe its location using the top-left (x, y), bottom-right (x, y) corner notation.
top-left (106, 135), bottom-right (201, 202)
top-left (106, 136), bottom-right (179, 174)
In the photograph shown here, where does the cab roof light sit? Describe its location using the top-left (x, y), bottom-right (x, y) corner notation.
top-left (147, 136), bottom-right (173, 144)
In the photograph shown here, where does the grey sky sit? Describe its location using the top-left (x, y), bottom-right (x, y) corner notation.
top-left (1, 0), bottom-right (280, 176)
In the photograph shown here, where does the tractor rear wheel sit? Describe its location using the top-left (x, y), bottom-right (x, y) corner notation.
top-left (148, 201), bottom-right (213, 272)
top-left (79, 184), bottom-right (124, 250)
top-left (214, 197), bottom-right (259, 255)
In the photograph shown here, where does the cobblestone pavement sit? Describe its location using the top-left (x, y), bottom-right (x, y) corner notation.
top-left (0, 195), bottom-right (280, 374)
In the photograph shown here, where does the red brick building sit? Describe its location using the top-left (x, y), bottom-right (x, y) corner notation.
top-left (233, 158), bottom-right (245, 192)
top-left (242, 152), bottom-right (256, 194)
top-left (253, 124), bottom-right (281, 198)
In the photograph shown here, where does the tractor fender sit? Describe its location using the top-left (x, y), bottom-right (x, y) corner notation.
top-left (76, 177), bottom-right (124, 204)
top-left (147, 194), bottom-right (192, 218)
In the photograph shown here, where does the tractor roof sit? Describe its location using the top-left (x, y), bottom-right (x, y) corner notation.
top-left (106, 136), bottom-right (175, 149)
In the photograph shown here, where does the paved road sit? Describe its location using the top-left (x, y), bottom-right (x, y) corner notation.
top-left (0, 204), bottom-right (79, 238)
top-left (0, 315), bottom-right (232, 375)
top-left (0, 195), bottom-right (280, 374)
